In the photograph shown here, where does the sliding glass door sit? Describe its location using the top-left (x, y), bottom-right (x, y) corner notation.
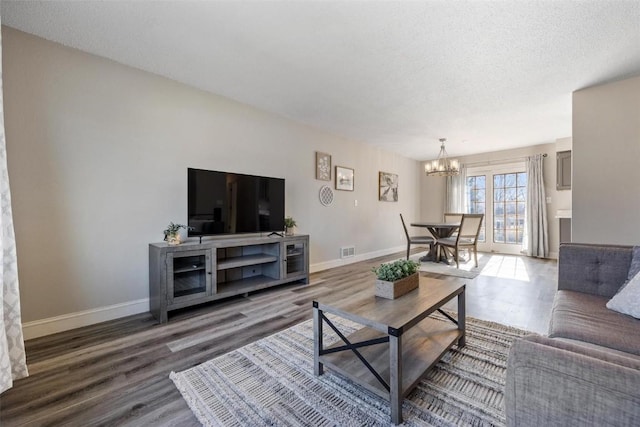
top-left (466, 162), bottom-right (526, 255)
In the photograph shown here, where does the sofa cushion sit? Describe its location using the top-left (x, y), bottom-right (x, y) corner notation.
top-left (607, 271), bottom-right (640, 319)
top-left (549, 290), bottom-right (640, 356)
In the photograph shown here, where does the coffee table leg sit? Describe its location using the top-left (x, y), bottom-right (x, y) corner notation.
top-left (313, 304), bottom-right (324, 376)
top-left (458, 286), bottom-right (466, 347)
top-left (389, 334), bottom-right (403, 424)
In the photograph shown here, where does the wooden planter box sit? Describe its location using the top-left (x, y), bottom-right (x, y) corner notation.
top-left (375, 272), bottom-right (419, 299)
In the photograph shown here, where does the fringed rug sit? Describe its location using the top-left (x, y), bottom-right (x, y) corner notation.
top-left (171, 314), bottom-right (531, 426)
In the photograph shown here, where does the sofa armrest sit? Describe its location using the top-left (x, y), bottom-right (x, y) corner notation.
top-left (505, 335), bottom-right (640, 427)
top-left (558, 243), bottom-right (632, 297)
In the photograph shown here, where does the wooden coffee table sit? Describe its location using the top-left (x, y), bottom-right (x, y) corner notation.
top-left (312, 279), bottom-right (465, 425)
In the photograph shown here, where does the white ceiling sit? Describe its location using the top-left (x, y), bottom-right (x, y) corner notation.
top-left (2, 1), bottom-right (640, 160)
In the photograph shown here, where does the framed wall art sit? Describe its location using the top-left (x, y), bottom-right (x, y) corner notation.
top-left (379, 171), bottom-right (398, 202)
top-left (319, 185), bottom-right (334, 206)
top-left (335, 166), bottom-right (354, 191)
top-left (315, 152), bottom-right (331, 181)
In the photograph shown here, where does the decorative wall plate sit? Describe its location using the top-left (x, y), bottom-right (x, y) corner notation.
top-left (319, 185), bottom-right (334, 206)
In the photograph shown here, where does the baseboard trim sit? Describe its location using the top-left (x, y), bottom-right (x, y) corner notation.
top-left (22, 298), bottom-right (150, 340)
top-left (310, 245), bottom-right (405, 273)
top-left (23, 246), bottom-right (406, 339)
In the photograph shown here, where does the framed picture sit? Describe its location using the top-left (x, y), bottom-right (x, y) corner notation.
top-left (335, 166), bottom-right (354, 191)
top-left (315, 152), bottom-right (331, 181)
top-left (379, 171), bottom-right (398, 202)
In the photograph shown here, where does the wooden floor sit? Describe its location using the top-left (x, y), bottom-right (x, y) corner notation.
top-left (0, 250), bottom-right (557, 426)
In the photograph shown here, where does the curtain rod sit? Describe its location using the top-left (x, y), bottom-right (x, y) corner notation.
top-left (463, 153), bottom-right (547, 168)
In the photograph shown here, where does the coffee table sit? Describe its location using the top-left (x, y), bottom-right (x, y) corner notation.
top-left (312, 279), bottom-right (465, 425)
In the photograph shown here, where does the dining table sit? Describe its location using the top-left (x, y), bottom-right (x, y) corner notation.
top-left (410, 221), bottom-right (461, 264)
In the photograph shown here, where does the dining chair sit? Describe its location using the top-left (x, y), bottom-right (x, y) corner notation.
top-left (437, 213), bottom-right (484, 268)
top-left (443, 212), bottom-right (464, 238)
top-left (443, 213), bottom-right (464, 224)
top-left (399, 214), bottom-right (434, 260)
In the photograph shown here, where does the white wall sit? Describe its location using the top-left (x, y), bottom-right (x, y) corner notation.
top-left (2, 27), bottom-right (421, 331)
top-left (419, 142), bottom-right (571, 258)
top-left (572, 75), bottom-right (640, 244)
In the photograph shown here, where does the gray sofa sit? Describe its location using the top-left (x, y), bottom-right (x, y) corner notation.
top-left (505, 243), bottom-right (640, 426)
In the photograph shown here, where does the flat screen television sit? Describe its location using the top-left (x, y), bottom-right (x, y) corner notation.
top-left (187, 168), bottom-right (285, 236)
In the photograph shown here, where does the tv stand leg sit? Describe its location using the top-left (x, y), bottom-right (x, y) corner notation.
top-left (269, 232), bottom-right (284, 237)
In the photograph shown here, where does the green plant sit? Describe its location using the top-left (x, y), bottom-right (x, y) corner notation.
top-left (372, 259), bottom-right (420, 281)
top-left (163, 222), bottom-right (189, 240)
top-left (284, 216), bottom-right (297, 228)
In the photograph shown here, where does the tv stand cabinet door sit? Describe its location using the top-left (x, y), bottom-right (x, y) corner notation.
top-left (282, 236), bottom-right (309, 282)
top-left (166, 249), bottom-right (213, 306)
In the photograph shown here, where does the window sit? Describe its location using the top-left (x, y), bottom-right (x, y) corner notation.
top-left (493, 172), bottom-right (526, 244)
top-left (466, 175), bottom-right (486, 241)
top-left (466, 162), bottom-right (526, 255)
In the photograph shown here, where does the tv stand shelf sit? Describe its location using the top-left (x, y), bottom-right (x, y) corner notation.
top-left (173, 265), bottom-right (206, 274)
top-left (149, 234), bottom-right (309, 323)
top-left (217, 254), bottom-right (279, 270)
top-left (217, 276), bottom-right (281, 296)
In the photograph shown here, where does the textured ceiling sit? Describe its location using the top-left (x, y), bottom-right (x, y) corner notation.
top-left (2, 1), bottom-right (640, 160)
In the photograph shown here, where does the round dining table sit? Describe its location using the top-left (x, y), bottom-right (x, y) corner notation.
top-left (410, 221), bottom-right (461, 263)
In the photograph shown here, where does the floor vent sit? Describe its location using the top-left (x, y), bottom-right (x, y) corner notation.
top-left (340, 246), bottom-right (355, 258)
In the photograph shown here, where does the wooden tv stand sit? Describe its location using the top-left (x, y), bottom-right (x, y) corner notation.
top-left (149, 234), bottom-right (309, 323)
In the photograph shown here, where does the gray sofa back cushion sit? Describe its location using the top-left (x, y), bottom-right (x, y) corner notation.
top-left (558, 243), bottom-right (632, 298)
top-left (627, 246), bottom-right (640, 280)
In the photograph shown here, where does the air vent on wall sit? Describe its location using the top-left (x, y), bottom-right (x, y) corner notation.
top-left (340, 246), bottom-right (355, 259)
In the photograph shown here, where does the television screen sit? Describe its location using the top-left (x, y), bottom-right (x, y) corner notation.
top-left (187, 168), bottom-right (285, 236)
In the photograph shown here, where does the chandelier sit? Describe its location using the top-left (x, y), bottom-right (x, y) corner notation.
top-left (424, 138), bottom-right (460, 177)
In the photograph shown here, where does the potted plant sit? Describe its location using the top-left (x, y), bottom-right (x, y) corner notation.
top-left (163, 222), bottom-right (189, 245)
top-left (284, 216), bottom-right (297, 236)
top-left (372, 259), bottom-right (420, 299)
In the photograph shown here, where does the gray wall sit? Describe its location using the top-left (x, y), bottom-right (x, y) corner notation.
top-left (572, 75), bottom-right (640, 244)
top-left (2, 27), bottom-right (421, 324)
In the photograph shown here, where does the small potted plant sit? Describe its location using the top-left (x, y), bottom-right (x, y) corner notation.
top-left (284, 216), bottom-right (297, 236)
top-left (163, 222), bottom-right (189, 245)
top-left (372, 259), bottom-right (420, 299)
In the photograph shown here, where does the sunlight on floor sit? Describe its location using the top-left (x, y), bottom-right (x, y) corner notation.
top-left (480, 254), bottom-right (530, 281)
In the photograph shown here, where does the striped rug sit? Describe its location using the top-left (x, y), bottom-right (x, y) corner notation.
top-left (171, 314), bottom-right (531, 426)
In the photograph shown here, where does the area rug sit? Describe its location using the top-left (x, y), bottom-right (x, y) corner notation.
top-left (412, 252), bottom-right (490, 279)
top-left (171, 314), bottom-right (531, 426)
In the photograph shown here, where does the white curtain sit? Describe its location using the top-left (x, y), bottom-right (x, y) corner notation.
top-left (0, 8), bottom-right (29, 394)
top-left (524, 154), bottom-right (549, 258)
top-left (445, 164), bottom-right (467, 214)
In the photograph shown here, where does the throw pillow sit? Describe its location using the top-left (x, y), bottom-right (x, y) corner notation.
top-left (628, 246), bottom-right (640, 281)
top-left (607, 271), bottom-right (640, 319)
